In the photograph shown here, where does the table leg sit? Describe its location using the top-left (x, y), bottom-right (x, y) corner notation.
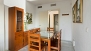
top-left (48, 39), bottom-right (51, 51)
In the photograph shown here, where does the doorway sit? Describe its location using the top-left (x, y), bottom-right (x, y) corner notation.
top-left (54, 14), bottom-right (59, 32)
top-left (38, 10), bottom-right (59, 31)
top-left (48, 10), bottom-right (59, 32)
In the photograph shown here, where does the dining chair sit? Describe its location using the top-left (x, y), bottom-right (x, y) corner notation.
top-left (32, 29), bottom-right (38, 33)
top-left (50, 30), bottom-right (61, 51)
top-left (29, 30), bottom-right (34, 34)
top-left (28, 33), bottom-right (46, 51)
top-left (47, 27), bottom-right (54, 31)
top-left (36, 28), bottom-right (40, 32)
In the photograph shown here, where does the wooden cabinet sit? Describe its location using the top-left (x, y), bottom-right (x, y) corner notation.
top-left (9, 7), bottom-right (24, 51)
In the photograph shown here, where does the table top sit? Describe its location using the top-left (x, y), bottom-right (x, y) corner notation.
top-left (39, 31), bottom-right (54, 39)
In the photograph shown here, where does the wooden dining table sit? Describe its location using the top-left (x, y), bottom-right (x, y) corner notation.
top-left (37, 31), bottom-right (55, 51)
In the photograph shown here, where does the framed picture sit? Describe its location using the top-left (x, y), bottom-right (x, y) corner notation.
top-left (26, 12), bottom-right (32, 24)
top-left (72, 4), bottom-right (76, 23)
top-left (76, 0), bottom-right (83, 23)
top-left (72, 0), bottom-right (83, 23)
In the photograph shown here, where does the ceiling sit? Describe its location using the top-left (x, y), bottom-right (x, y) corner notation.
top-left (27, 0), bottom-right (69, 5)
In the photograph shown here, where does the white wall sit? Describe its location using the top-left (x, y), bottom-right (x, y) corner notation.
top-left (0, 0), bottom-right (3, 4)
top-left (39, 11), bottom-right (48, 31)
top-left (0, 4), bottom-right (4, 51)
top-left (35, 0), bottom-right (72, 41)
top-left (26, 1), bottom-right (36, 30)
top-left (4, 5), bottom-right (9, 51)
top-left (72, 0), bottom-right (91, 51)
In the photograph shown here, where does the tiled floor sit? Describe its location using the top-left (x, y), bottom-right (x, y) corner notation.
top-left (61, 41), bottom-right (74, 51)
top-left (19, 41), bottom-right (75, 51)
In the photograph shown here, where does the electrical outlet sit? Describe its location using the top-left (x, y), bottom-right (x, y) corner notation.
top-left (73, 41), bottom-right (75, 46)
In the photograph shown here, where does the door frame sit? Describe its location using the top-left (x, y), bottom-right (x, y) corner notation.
top-left (48, 9), bottom-right (60, 31)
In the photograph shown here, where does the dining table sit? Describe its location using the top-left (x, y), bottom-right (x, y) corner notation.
top-left (37, 31), bottom-right (55, 51)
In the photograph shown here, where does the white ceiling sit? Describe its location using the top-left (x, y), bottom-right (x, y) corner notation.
top-left (27, 0), bottom-right (69, 5)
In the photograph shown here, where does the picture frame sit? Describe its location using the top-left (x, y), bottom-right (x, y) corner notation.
top-left (26, 12), bottom-right (32, 24)
top-left (76, 0), bottom-right (83, 23)
top-left (72, 0), bottom-right (83, 23)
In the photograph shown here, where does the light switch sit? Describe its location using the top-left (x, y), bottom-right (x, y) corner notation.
top-left (86, 27), bottom-right (89, 32)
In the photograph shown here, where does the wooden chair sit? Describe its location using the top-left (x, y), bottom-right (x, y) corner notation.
top-left (28, 33), bottom-right (46, 51)
top-left (36, 28), bottom-right (40, 32)
top-left (47, 27), bottom-right (54, 31)
top-left (50, 30), bottom-right (61, 51)
top-left (29, 30), bottom-right (34, 34)
top-left (32, 29), bottom-right (37, 33)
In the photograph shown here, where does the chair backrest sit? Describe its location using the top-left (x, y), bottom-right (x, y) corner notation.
top-left (32, 29), bottom-right (38, 33)
top-left (36, 28), bottom-right (40, 32)
top-left (28, 33), bottom-right (41, 51)
top-left (29, 30), bottom-right (34, 34)
top-left (58, 30), bottom-right (61, 51)
top-left (29, 28), bottom-right (39, 34)
top-left (47, 27), bottom-right (54, 31)
top-left (51, 30), bottom-right (61, 51)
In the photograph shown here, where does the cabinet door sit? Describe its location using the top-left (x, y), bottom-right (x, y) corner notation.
top-left (15, 38), bottom-right (20, 51)
top-left (24, 31), bottom-right (28, 46)
top-left (16, 10), bottom-right (24, 32)
top-left (15, 32), bottom-right (23, 50)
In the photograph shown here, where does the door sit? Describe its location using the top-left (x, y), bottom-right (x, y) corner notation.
top-left (39, 11), bottom-right (48, 31)
top-left (54, 14), bottom-right (59, 32)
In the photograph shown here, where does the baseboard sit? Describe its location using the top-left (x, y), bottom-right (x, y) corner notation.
top-left (72, 40), bottom-right (75, 51)
top-left (73, 46), bottom-right (75, 51)
top-left (61, 40), bottom-right (72, 42)
top-left (5, 50), bottom-right (9, 51)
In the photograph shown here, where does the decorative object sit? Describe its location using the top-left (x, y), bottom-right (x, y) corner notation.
top-left (72, 0), bottom-right (83, 23)
top-left (72, 3), bottom-right (76, 23)
top-left (26, 12), bottom-right (32, 24)
top-left (76, 0), bottom-right (83, 23)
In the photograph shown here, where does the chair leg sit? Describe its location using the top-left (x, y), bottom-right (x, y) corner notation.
top-left (44, 47), bottom-right (46, 51)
